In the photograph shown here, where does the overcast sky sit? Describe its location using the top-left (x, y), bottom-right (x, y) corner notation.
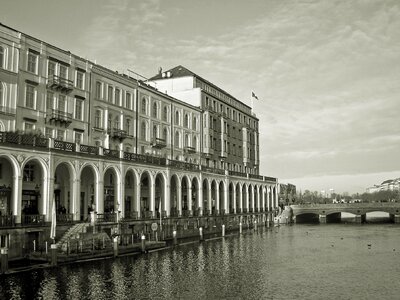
top-left (2, 0), bottom-right (399, 194)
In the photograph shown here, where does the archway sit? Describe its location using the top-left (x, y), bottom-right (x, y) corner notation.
top-left (254, 185), bottom-right (258, 212)
top-left (124, 169), bottom-right (137, 219)
top-left (155, 173), bottom-right (165, 217)
top-left (181, 176), bottom-right (189, 216)
top-left (248, 184), bottom-right (253, 213)
top-left (202, 179), bottom-right (209, 215)
top-left (229, 183), bottom-right (234, 214)
top-left (191, 177), bottom-right (199, 216)
top-left (242, 184), bottom-right (247, 213)
top-left (54, 162), bottom-right (73, 220)
top-left (21, 158), bottom-right (46, 224)
top-left (140, 171), bottom-right (151, 218)
top-left (80, 165), bottom-right (96, 220)
top-left (211, 180), bottom-right (217, 215)
top-left (0, 155), bottom-right (16, 220)
top-left (170, 175), bottom-right (179, 217)
top-left (219, 181), bottom-right (225, 214)
top-left (235, 183), bottom-right (241, 213)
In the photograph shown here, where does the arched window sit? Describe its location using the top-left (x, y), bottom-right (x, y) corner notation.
top-left (96, 82), bottom-right (102, 99)
top-left (108, 114), bottom-right (112, 130)
top-left (152, 102), bottom-right (158, 118)
top-left (184, 134), bottom-right (189, 147)
top-left (141, 121), bottom-right (147, 140)
top-left (141, 98), bottom-right (147, 114)
top-left (184, 114), bottom-right (189, 128)
top-left (163, 106), bottom-right (168, 121)
top-left (115, 89), bottom-right (120, 105)
top-left (192, 116), bottom-right (197, 130)
top-left (163, 127), bottom-right (168, 143)
top-left (114, 116), bottom-right (120, 129)
top-left (153, 125), bottom-right (158, 139)
top-left (174, 131), bottom-right (180, 147)
top-left (193, 136), bottom-right (197, 151)
top-left (0, 46), bottom-right (4, 69)
top-left (175, 110), bottom-right (180, 125)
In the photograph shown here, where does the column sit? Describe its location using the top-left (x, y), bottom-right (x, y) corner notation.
top-left (96, 180), bottom-right (104, 214)
top-left (177, 182), bottom-right (182, 217)
top-left (72, 178), bottom-right (80, 221)
top-left (275, 184), bottom-right (279, 208)
top-left (319, 214), bottom-right (326, 223)
top-left (266, 187), bottom-right (270, 212)
top-left (238, 184), bottom-right (243, 213)
top-left (245, 186), bottom-right (249, 212)
top-left (232, 184), bottom-right (236, 214)
top-left (256, 187), bottom-right (260, 212)
top-left (261, 187), bottom-right (265, 212)
top-left (216, 182), bottom-right (220, 214)
top-left (164, 180), bottom-right (170, 217)
top-left (224, 181), bottom-right (228, 214)
top-left (13, 175), bottom-right (22, 224)
top-left (207, 182), bottom-right (212, 213)
top-left (188, 184), bottom-right (192, 216)
top-left (150, 178), bottom-right (155, 218)
top-left (135, 182), bottom-right (141, 218)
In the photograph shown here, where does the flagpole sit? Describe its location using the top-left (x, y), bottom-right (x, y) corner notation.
top-left (251, 91), bottom-right (254, 110)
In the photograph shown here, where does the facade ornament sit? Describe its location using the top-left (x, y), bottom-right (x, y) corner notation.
top-left (16, 154), bottom-right (25, 164)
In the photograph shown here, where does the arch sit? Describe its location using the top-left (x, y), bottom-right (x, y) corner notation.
top-left (248, 184), bottom-right (253, 212)
top-left (219, 181), bottom-right (225, 214)
top-left (181, 175), bottom-right (190, 215)
top-left (211, 180), bottom-right (218, 215)
top-left (175, 110), bottom-right (180, 125)
top-left (141, 97), bottom-right (147, 114)
top-left (235, 182), bottom-right (241, 212)
top-left (170, 174), bottom-right (179, 217)
top-left (152, 101), bottom-right (158, 118)
top-left (242, 183), bottom-right (247, 212)
top-left (229, 182), bottom-right (234, 214)
top-left (184, 133), bottom-right (189, 147)
top-left (153, 124), bottom-right (158, 139)
top-left (0, 154), bottom-right (19, 220)
top-left (202, 178), bottom-right (209, 215)
top-left (139, 170), bottom-right (153, 218)
top-left (54, 161), bottom-right (75, 217)
top-left (191, 176), bottom-right (200, 215)
top-left (184, 113), bottom-right (189, 128)
top-left (0, 81), bottom-right (4, 106)
top-left (154, 172), bottom-right (165, 217)
top-left (103, 165), bottom-right (121, 217)
top-left (21, 157), bottom-right (49, 220)
top-left (0, 46), bottom-right (4, 69)
top-left (79, 163), bottom-right (99, 218)
top-left (163, 105), bottom-right (168, 121)
top-left (192, 116), bottom-right (197, 130)
top-left (124, 167), bottom-right (138, 219)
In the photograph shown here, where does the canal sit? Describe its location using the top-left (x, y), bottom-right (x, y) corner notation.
top-left (1, 217), bottom-right (400, 299)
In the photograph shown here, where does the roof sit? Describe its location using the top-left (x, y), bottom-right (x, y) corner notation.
top-left (149, 65), bottom-right (252, 111)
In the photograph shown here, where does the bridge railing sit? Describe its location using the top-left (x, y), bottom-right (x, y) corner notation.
top-left (291, 202), bottom-right (399, 209)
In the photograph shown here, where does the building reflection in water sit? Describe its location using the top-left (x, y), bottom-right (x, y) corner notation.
top-left (38, 271), bottom-right (58, 299)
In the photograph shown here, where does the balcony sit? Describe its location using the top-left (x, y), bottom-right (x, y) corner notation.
top-left (0, 131), bottom-right (48, 148)
top-left (151, 137), bottom-right (166, 149)
top-left (47, 75), bottom-right (73, 93)
top-left (108, 128), bottom-right (128, 141)
top-left (47, 109), bottom-right (72, 127)
top-left (184, 146), bottom-right (196, 154)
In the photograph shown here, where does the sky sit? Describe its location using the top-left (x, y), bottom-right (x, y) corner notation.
top-left (1, 0), bottom-right (399, 194)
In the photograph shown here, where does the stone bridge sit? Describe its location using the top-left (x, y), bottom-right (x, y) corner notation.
top-left (290, 203), bottom-right (400, 223)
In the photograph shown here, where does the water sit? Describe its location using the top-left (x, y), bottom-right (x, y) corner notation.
top-left (1, 222), bottom-right (400, 299)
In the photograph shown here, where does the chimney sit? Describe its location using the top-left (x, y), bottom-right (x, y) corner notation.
top-left (158, 67), bottom-right (162, 74)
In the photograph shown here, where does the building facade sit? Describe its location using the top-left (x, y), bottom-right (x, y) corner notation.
top-left (0, 23), bottom-right (278, 258)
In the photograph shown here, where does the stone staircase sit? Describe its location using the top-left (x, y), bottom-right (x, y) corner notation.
top-left (56, 222), bottom-right (90, 252)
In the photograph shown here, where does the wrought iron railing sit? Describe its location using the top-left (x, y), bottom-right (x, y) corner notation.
top-left (0, 215), bottom-right (15, 227)
top-left (103, 149), bottom-right (120, 158)
top-left (54, 140), bottom-right (75, 151)
top-left (168, 160), bottom-right (200, 171)
top-left (22, 214), bottom-right (45, 225)
top-left (47, 75), bottom-right (74, 93)
top-left (80, 144), bottom-right (98, 155)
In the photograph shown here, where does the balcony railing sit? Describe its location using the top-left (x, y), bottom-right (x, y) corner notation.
top-left (47, 109), bottom-right (73, 127)
top-left (54, 140), bottom-right (75, 152)
top-left (168, 160), bottom-right (200, 171)
top-left (264, 176), bottom-right (277, 183)
top-left (151, 137), bottom-right (166, 149)
top-left (104, 149), bottom-right (120, 158)
top-left (22, 214), bottom-right (45, 226)
top-left (123, 152), bottom-right (166, 166)
top-left (0, 215), bottom-right (15, 227)
top-left (0, 132), bottom-right (48, 148)
top-left (56, 213), bottom-right (74, 224)
top-left (109, 128), bottom-right (128, 141)
top-left (230, 171), bottom-right (247, 178)
top-left (96, 213), bottom-right (117, 223)
top-left (202, 166), bottom-right (225, 175)
top-left (80, 144), bottom-right (98, 155)
top-left (249, 173), bottom-right (263, 180)
top-left (184, 146), bottom-right (196, 154)
top-left (47, 75), bottom-right (74, 93)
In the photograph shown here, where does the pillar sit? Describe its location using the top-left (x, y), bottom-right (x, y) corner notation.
top-left (165, 181), bottom-right (170, 217)
top-left (188, 184), bottom-right (192, 215)
top-left (135, 182), bottom-right (141, 218)
top-left (238, 184), bottom-right (243, 213)
top-left (13, 175), bottom-right (22, 224)
top-left (50, 244), bottom-right (57, 266)
top-left (232, 184), bottom-right (236, 214)
top-left (319, 214), bottom-right (326, 224)
top-left (73, 178), bottom-right (81, 221)
top-left (150, 179), bottom-right (155, 218)
top-left (216, 182), bottom-right (220, 214)
top-left (207, 182), bottom-right (212, 213)
top-left (1, 248), bottom-right (8, 274)
top-left (177, 182), bottom-right (182, 217)
top-left (96, 180), bottom-right (104, 214)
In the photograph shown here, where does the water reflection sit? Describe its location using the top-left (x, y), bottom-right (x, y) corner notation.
top-left (1, 225), bottom-right (400, 299)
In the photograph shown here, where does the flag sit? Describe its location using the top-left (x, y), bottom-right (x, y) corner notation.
top-left (50, 196), bottom-right (56, 241)
top-left (251, 91), bottom-right (259, 100)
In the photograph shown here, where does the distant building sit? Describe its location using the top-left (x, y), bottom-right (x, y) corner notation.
top-left (366, 178), bottom-right (400, 193)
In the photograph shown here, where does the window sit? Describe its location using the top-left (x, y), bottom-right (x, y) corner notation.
top-left (45, 127), bottom-right (53, 138)
top-left (23, 164), bottom-right (35, 182)
top-left (114, 116), bottom-right (120, 129)
top-left (163, 128), bottom-right (168, 143)
top-left (163, 106), bottom-right (168, 121)
top-left (153, 125), bottom-right (158, 139)
top-left (27, 51), bottom-right (37, 73)
top-left (141, 121), bottom-right (147, 140)
top-left (58, 95), bottom-right (66, 112)
top-left (94, 110), bottom-right (102, 128)
top-left (192, 116), bottom-right (197, 130)
top-left (0, 46), bottom-right (4, 68)
top-left (76, 71), bottom-right (84, 89)
top-left (175, 110), bottom-right (180, 125)
top-left (115, 89), bottom-right (120, 105)
top-left (125, 119), bottom-right (131, 135)
top-left (126, 92), bottom-right (132, 109)
top-left (56, 129), bottom-right (65, 141)
top-left (174, 131), bottom-right (180, 147)
top-left (24, 122), bottom-right (34, 132)
top-left (108, 86), bottom-right (113, 103)
top-left (184, 134), bottom-right (189, 147)
top-left (184, 114), bottom-right (189, 128)
top-left (141, 98), bottom-right (147, 114)
top-left (59, 65), bottom-right (68, 79)
top-left (74, 132), bottom-right (83, 144)
top-left (25, 84), bottom-right (35, 109)
top-left (96, 82), bottom-right (102, 99)
top-left (46, 91), bottom-right (54, 110)
top-left (152, 102), bottom-right (158, 118)
top-left (0, 83), bottom-right (3, 105)
top-left (107, 114), bottom-right (112, 130)
top-left (48, 61), bottom-right (56, 78)
top-left (193, 136), bottom-right (197, 151)
top-left (75, 98), bottom-right (83, 120)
